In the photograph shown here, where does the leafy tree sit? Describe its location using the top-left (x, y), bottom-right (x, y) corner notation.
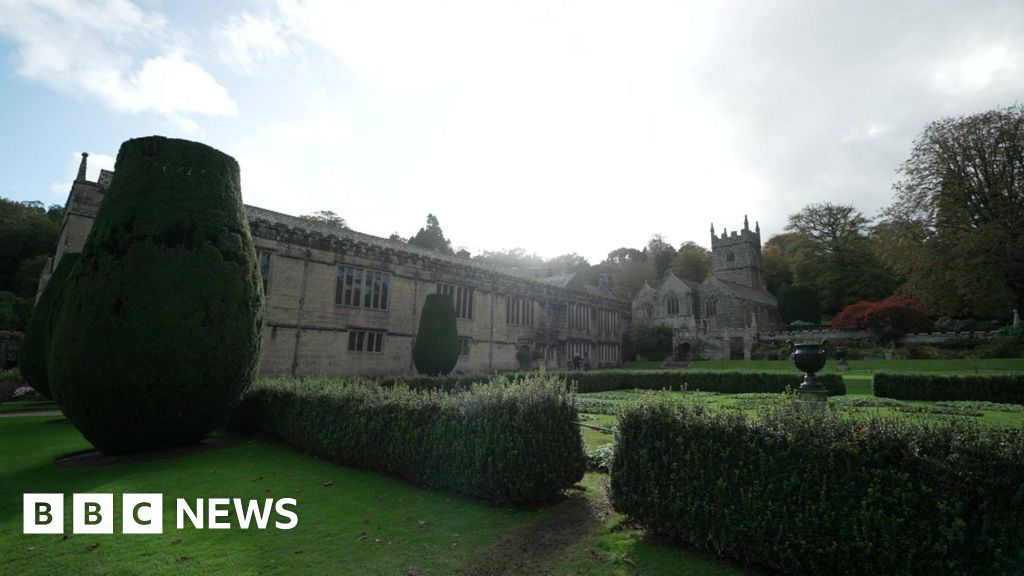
top-left (778, 284), bottom-right (821, 324)
top-left (880, 104), bottom-right (1024, 318)
top-left (474, 247), bottom-right (544, 270)
top-left (600, 247), bottom-right (653, 301)
top-left (831, 297), bottom-right (932, 342)
top-left (409, 214), bottom-right (454, 254)
top-left (785, 203), bottom-right (898, 314)
top-left (0, 198), bottom-right (61, 297)
top-left (787, 202), bottom-right (870, 251)
top-left (605, 247), bottom-right (644, 264)
top-left (762, 233), bottom-right (799, 296)
top-left (646, 234), bottom-right (677, 279)
top-left (300, 210), bottom-right (346, 227)
top-left (0, 291), bottom-right (31, 332)
top-left (413, 294), bottom-right (459, 375)
top-left (622, 319), bottom-right (673, 361)
top-left (671, 241), bottom-right (711, 283)
top-left (545, 253), bottom-right (590, 276)
top-left (48, 136), bottom-right (265, 454)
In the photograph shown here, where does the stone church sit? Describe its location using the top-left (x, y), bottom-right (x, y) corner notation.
top-left (631, 217), bottom-right (780, 360)
top-left (39, 154), bottom-right (630, 378)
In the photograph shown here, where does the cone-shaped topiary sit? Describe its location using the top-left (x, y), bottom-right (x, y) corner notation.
top-left (48, 136), bottom-right (265, 454)
top-left (18, 253), bottom-right (80, 399)
top-left (413, 293), bottom-right (459, 376)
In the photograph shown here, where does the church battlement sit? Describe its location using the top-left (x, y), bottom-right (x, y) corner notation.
top-left (709, 215), bottom-right (765, 291)
top-left (710, 214), bottom-right (761, 247)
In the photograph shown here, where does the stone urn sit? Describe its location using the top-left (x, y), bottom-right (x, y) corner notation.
top-left (789, 340), bottom-right (828, 390)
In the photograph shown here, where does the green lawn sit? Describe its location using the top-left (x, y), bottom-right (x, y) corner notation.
top-left (9, 358), bottom-right (1022, 575)
top-left (1, 415), bottom-right (749, 576)
top-left (0, 400), bottom-right (57, 413)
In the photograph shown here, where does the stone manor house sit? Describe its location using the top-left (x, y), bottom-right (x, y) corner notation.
top-left (40, 154), bottom-right (631, 377)
top-left (38, 154), bottom-right (778, 376)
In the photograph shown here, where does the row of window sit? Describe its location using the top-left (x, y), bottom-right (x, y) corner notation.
top-left (337, 267), bottom-right (390, 310)
top-left (256, 253), bottom-right (624, 330)
top-left (595, 343), bottom-right (620, 365)
top-left (347, 331), bottom-right (473, 356)
top-left (506, 295), bottom-right (534, 326)
top-left (596, 309), bottom-right (618, 335)
top-left (348, 329), bottom-right (385, 353)
top-left (437, 283), bottom-right (474, 320)
top-left (346, 332), bottom-right (618, 364)
top-left (568, 303), bottom-right (590, 331)
top-left (637, 295), bottom-right (709, 318)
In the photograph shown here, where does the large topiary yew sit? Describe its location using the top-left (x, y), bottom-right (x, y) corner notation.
top-left (18, 253), bottom-right (80, 399)
top-left (48, 136), bottom-right (265, 454)
top-left (413, 294), bottom-right (459, 375)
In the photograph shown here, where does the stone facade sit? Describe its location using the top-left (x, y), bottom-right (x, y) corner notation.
top-left (40, 154), bottom-right (630, 377)
top-left (631, 217), bottom-right (781, 360)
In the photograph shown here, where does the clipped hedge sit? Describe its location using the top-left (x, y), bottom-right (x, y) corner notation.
top-left (611, 400), bottom-right (1024, 576)
top-left (380, 370), bottom-right (845, 396)
top-left (413, 293), bottom-right (459, 375)
top-left (230, 374), bottom-right (586, 503)
top-left (48, 136), bottom-right (264, 454)
top-left (873, 372), bottom-right (1024, 404)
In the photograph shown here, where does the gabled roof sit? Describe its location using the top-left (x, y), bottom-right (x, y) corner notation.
top-left (659, 273), bottom-right (700, 292)
top-left (703, 275), bottom-right (778, 306)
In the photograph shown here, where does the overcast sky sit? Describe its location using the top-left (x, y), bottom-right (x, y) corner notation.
top-left (2, 0), bottom-right (1023, 262)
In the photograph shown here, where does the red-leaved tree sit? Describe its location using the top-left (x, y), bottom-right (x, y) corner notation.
top-left (831, 297), bottom-right (932, 342)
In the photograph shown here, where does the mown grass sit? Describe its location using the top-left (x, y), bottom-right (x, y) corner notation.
top-left (2, 414), bottom-right (751, 575)
top-left (0, 400), bottom-right (57, 413)
top-left (0, 416), bottom-right (534, 575)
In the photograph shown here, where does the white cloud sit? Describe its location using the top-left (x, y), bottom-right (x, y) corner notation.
top-left (0, 0), bottom-right (237, 135)
top-left (930, 44), bottom-right (1018, 96)
top-left (231, 89), bottom-right (355, 215)
top-left (217, 12), bottom-right (291, 75)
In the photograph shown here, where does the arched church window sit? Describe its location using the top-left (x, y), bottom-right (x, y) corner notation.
top-left (667, 294), bottom-right (680, 316)
top-left (641, 302), bottom-right (653, 319)
top-left (726, 251), bottom-right (735, 263)
top-left (705, 298), bottom-right (717, 317)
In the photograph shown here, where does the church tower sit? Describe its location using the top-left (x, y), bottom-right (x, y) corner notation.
top-left (709, 215), bottom-right (766, 290)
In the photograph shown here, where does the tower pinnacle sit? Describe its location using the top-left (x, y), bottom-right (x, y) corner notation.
top-left (76, 152), bottom-right (88, 182)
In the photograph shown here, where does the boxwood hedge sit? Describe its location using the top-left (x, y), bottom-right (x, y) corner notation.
top-left (230, 373), bottom-right (586, 503)
top-left (874, 372), bottom-right (1024, 404)
top-left (611, 399), bottom-right (1024, 576)
top-left (379, 370), bottom-right (845, 396)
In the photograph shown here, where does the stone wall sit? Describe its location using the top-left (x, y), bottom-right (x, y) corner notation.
top-left (250, 217), bottom-right (629, 377)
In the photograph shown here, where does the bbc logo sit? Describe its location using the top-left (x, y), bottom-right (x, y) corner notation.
top-left (24, 493), bottom-right (163, 534)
